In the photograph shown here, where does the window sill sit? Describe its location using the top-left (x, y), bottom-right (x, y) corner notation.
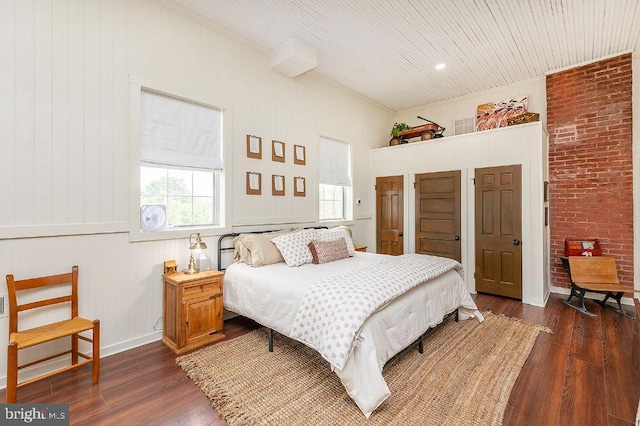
top-left (128, 226), bottom-right (231, 243)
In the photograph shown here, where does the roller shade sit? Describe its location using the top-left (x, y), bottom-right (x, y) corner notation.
top-left (319, 137), bottom-right (351, 186)
top-left (140, 91), bottom-right (223, 169)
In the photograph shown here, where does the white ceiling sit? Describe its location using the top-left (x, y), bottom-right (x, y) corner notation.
top-left (170, 0), bottom-right (640, 111)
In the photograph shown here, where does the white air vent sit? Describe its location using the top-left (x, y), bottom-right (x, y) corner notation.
top-left (454, 117), bottom-right (475, 135)
top-left (140, 205), bottom-right (167, 231)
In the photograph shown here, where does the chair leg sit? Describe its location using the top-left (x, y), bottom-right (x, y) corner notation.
top-left (561, 284), bottom-right (597, 317)
top-left (92, 320), bottom-right (100, 384)
top-left (596, 292), bottom-right (635, 318)
top-left (72, 333), bottom-right (79, 369)
top-left (7, 342), bottom-right (18, 403)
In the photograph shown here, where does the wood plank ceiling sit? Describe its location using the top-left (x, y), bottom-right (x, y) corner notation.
top-left (170, 0), bottom-right (640, 111)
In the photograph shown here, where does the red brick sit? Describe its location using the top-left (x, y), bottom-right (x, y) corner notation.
top-left (547, 53), bottom-right (633, 289)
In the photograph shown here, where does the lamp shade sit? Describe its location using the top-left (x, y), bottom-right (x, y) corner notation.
top-left (189, 233), bottom-right (207, 250)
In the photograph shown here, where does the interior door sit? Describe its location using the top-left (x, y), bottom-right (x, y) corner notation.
top-left (415, 170), bottom-right (462, 262)
top-left (475, 165), bottom-right (523, 299)
top-left (376, 175), bottom-right (404, 255)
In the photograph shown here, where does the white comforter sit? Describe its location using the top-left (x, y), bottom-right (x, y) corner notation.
top-left (223, 252), bottom-right (482, 417)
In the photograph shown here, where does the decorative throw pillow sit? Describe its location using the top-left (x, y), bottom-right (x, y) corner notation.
top-left (316, 227), bottom-right (355, 256)
top-left (308, 238), bottom-right (350, 264)
top-left (272, 228), bottom-right (317, 267)
top-left (238, 229), bottom-right (293, 267)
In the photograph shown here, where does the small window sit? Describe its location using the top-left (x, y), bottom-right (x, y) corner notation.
top-left (319, 137), bottom-right (351, 221)
top-left (139, 91), bottom-right (223, 230)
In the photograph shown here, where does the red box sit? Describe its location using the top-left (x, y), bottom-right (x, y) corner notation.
top-left (564, 238), bottom-right (602, 257)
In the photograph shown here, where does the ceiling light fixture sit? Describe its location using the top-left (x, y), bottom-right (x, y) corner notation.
top-left (435, 63), bottom-right (446, 70)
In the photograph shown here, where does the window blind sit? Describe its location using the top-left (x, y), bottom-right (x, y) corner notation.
top-left (319, 137), bottom-right (351, 186)
top-left (140, 91), bottom-right (223, 169)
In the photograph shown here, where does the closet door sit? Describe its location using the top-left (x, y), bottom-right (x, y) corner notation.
top-left (475, 165), bottom-right (522, 299)
top-left (376, 175), bottom-right (404, 255)
top-left (415, 171), bottom-right (461, 262)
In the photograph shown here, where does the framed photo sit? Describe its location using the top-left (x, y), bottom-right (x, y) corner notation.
top-left (272, 174), bottom-right (285, 196)
top-left (294, 176), bottom-right (305, 197)
top-left (294, 145), bottom-right (306, 165)
top-left (272, 140), bottom-right (285, 163)
top-left (246, 172), bottom-right (261, 195)
top-left (246, 135), bottom-right (262, 159)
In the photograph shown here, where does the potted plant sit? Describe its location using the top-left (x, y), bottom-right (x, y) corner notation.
top-left (389, 122), bottom-right (410, 146)
top-left (390, 122), bottom-right (410, 137)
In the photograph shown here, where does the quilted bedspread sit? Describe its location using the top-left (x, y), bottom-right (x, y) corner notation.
top-left (290, 253), bottom-right (463, 370)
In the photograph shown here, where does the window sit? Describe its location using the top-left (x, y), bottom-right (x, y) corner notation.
top-left (319, 137), bottom-right (351, 221)
top-left (140, 166), bottom-right (217, 227)
top-left (139, 91), bottom-right (223, 230)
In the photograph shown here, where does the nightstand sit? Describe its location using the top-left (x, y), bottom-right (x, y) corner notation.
top-left (162, 269), bottom-right (225, 354)
top-left (354, 245), bottom-right (367, 252)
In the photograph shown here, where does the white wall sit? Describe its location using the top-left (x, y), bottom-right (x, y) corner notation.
top-left (0, 0), bottom-right (392, 384)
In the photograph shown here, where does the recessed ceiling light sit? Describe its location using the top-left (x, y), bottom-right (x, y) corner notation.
top-left (435, 63), bottom-right (446, 70)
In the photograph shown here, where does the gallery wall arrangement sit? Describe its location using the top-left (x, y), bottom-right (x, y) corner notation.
top-left (245, 134), bottom-right (306, 197)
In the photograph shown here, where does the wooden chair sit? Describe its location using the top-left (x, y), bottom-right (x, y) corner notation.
top-left (563, 256), bottom-right (640, 318)
top-left (5, 266), bottom-right (100, 403)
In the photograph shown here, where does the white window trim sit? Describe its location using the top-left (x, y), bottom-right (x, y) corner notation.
top-left (128, 76), bottom-right (232, 242)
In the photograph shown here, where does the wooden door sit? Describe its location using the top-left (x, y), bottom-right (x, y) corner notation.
top-left (376, 176), bottom-right (404, 255)
top-left (415, 171), bottom-right (461, 262)
top-left (475, 165), bottom-right (522, 299)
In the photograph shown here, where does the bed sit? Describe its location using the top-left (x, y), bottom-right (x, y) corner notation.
top-left (218, 228), bottom-right (483, 417)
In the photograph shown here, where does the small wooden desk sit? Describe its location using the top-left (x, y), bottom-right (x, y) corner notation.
top-left (560, 256), bottom-right (638, 318)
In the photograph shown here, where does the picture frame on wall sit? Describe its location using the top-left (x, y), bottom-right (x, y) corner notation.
top-left (294, 176), bottom-right (305, 197)
top-left (272, 140), bottom-right (286, 163)
top-left (246, 172), bottom-right (261, 195)
top-left (246, 135), bottom-right (262, 159)
top-left (272, 174), bottom-right (285, 196)
top-left (294, 145), bottom-right (306, 165)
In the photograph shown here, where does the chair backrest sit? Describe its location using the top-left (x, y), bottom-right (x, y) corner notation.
top-left (568, 256), bottom-right (619, 285)
top-left (6, 266), bottom-right (79, 335)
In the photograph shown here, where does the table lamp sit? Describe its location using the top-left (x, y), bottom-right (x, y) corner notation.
top-left (185, 232), bottom-right (207, 274)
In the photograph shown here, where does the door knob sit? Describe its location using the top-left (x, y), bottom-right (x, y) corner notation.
top-left (453, 235), bottom-right (460, 241)
top-left (398, 231), bottom-right (403, 237)
top-left (513, 239), bottom-right (521, 246)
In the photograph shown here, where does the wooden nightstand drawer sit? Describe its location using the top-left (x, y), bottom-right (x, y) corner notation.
top-left (182, 279), bottom-right (221, 299)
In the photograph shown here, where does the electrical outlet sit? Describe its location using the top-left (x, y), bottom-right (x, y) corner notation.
top-left (0, 293), bottom-right (7, 318)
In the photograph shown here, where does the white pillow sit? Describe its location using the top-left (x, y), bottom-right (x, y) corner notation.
top-left (272, 228), bottom-right (317, 267)
top-left (316, 227), bottom-right (355, 256)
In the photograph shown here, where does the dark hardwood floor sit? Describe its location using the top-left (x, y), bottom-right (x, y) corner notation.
top-left (2, 293), bottom-right (638, 425)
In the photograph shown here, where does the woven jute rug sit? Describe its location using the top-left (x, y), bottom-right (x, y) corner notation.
top-left (177, 312), bottom-right (550, 425)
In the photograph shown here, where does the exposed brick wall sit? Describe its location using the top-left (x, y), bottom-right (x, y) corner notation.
top-left (547, 53), bottom-right (633, 289)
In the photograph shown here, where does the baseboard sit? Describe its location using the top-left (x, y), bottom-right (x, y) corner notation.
top-left (0, 331), bottom-right (162, 390)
